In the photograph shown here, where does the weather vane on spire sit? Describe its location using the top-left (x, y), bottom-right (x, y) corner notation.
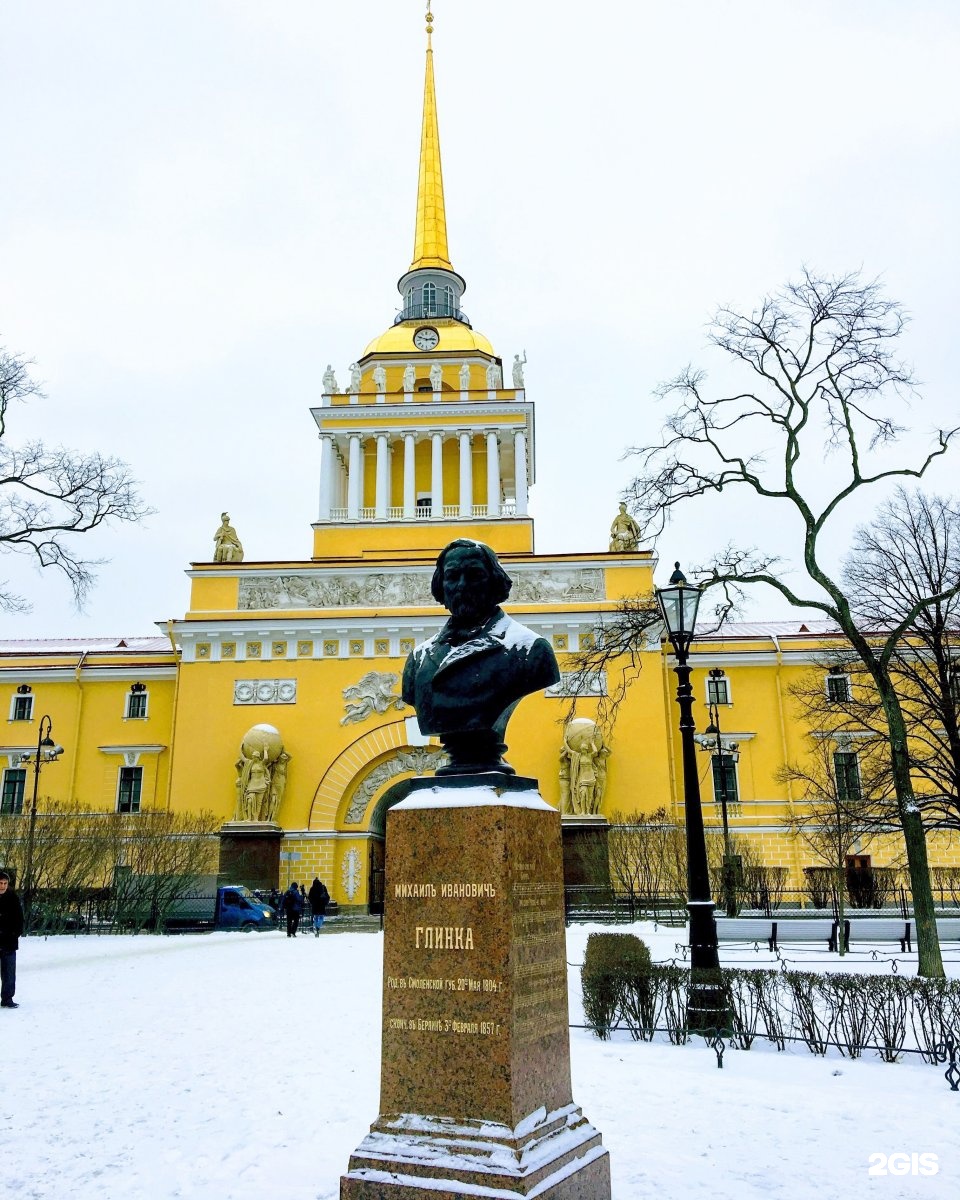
top-left (425, 3), bottom-right (434, 45)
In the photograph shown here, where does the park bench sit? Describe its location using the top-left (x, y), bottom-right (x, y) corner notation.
top-left (839, 917), bottom-right (960, 953)
top-left (843, 918), bottom-right (912, 953)
top-left (715, 917), bottom-right (840, 952)
top-left (935, 917), bottom-right (960, 943)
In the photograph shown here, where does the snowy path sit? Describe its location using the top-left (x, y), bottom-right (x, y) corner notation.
top-left (1, 924), bottom-right (955, 1199)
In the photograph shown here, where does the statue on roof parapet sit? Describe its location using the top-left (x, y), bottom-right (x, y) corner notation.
top-left (213, 513), bottom-right (244, 563)
top-left (609, 502), bottom-right (641, 553)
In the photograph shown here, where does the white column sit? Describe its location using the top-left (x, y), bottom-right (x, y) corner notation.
top-left (318, 433), bottom-right (335, 520)
top-left (347, 435), bottom-right (362, 519)
top-left (358, 439), bottom-right (367, 513)
top-left (431, 432), bottom-right (444, 517)
top-left (514, 429), bottom-right (528, 516)
top-left (486, 430), bottom-right (501, 518)
top-left (338, 450), bottom-right (348, 509)
top-left (459, 431), bottom-right (473, 518)
top-left (403, 433), bottom-right (416, 518)
top-left (375, 433), bottom-right (390, 519)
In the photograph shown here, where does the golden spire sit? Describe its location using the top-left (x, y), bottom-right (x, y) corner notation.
top-left (410, 4), bottom-right (453, 272)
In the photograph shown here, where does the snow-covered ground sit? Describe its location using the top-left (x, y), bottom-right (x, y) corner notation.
top-left (3, 922), bottom-right (957, 1200)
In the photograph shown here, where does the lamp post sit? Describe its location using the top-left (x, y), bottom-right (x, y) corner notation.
top-left (702, 670), bottom-right (740, 919)
top-left (656, 563), bottom-right (725, 1033)
top-left (19, 714), bottom-right (64, 928)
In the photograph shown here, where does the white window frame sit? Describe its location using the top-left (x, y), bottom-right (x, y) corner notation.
top-left (1, 767), bottom-right (26, 814)
top-left (710, 751), bottom-right (740, 806)
top-left (422, 281), bottom-right (437, 315)
top-left (9, 692), bottom-right (34, 722)
top-left (117, 765), bottom-right (143, 814)
top-left (826, 673), bottom-right (851, 703)
top-left (125, 687), bottom-right (149, 720)
top-left (706, 673), bottom-right (731, 706)
top-left (833, 750), bottom-right (862, 804)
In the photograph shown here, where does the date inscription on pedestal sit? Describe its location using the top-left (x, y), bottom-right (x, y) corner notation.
top-left (385, 873), bottom-right (567, 1044)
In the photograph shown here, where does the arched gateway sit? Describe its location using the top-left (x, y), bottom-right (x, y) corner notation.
top-left (307, 719), bottom-right (444, 910)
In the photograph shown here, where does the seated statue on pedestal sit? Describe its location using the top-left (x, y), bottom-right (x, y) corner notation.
top-left (401, 539), bottom-right (560, 775)
top-left (609, 502), bottom-right (641, 553)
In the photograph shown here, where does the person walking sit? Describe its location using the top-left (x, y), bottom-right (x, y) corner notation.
top-left (0, 871), bottom-right (24, 1009)
top-left (308, 877), bottom-right (330, 936)
top-left (281, 881), bottom-right (304, 937)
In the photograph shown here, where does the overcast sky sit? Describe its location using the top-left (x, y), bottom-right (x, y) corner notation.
top-left (2, 0), bottom-right (958, 637)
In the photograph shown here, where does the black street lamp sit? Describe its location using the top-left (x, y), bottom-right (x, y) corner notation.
top-left (19, 714), bottom-right (64, 927)
top-left (702, 671), bottom-right (740, 919)
top-left (656, 563), bottom-right (726, 1033)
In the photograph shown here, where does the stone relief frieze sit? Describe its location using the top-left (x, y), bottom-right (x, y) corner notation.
top-left (341, 671), bottom-right (407, 725)
top-left (233, 679), bottom-right (297, 705)
top-left (238, 566), bottom-right (606, 611)
top-left (344, 746), bottom-right (445, 824)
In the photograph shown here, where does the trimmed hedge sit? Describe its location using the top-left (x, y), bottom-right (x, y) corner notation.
top-left (581, 933), bottom-right (960, 1062)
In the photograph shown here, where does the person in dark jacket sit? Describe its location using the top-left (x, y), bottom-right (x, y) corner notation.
top-left (0, 871), bottom-right (24, 1009)
top-left (308, 877), bottom-right (330, 936)
top-left (280, 881), bottom-right (304, 937)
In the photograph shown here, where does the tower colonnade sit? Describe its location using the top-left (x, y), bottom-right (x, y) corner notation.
top-left (316, 417), bottom-right (530, 522)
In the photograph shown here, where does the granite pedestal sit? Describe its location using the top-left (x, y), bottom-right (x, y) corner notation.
top-left (218, 822), bottom-right (283, 891)
top-left (341, 775), bottom-right (611, 1199)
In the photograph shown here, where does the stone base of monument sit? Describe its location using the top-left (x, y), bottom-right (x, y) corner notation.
top-left (218, 822), bottom-right (283, 891)
top-left (561, 816), bottom-right (611, 891)
top-left (340, 775), bottom-right (611, 1200)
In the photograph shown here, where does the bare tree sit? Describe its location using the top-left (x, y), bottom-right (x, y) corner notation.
top-left (785, 490), bottom-right (960, 833)
top-left (559, 597), bottom-right (662, 733)
top-left (0, 345), bottom-right (151, 611)
top-left (780, 735), bottom-right (894, 954)
top-left (607, 807), bottom-right (687, 918)
top-left (844, 489), bottom-right (960, 828)
top-left (624, 269), bottom-right (959, 977)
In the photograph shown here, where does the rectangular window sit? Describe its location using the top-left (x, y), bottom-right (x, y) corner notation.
top-left (11, 694), bottom-right (33, 721)
top-left (827, 673), bottom-right (851, 703)
top-left (126, 691), bottom-right (148, 719)
top-left (706, 675), bottom-right (730, 705)
top-left (1, 768), bottom-right (26, 815)
top-left (834, 751), bottom-right (861, 804)
top-left (117, 766), bottom-right (143, 814)
top-left (711, 754), bottom-right (739, 805)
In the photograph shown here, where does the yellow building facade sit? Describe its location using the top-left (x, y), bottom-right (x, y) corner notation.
top-left (2, 21), bottom-right (957, 907)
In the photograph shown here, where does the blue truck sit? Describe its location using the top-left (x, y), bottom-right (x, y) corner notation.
top-left (118, 874), bottom-right (278, 933)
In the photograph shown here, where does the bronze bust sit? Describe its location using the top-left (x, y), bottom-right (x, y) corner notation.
top-left (402, 540), bottom-right (560, 775)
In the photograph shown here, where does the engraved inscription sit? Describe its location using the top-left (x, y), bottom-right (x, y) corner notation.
top-left (395, 881), bottom-right (496, 899)
top-left (512, 880), bottom-right (568, 1045)
top-left (414, 926), bottom-right (475, 950)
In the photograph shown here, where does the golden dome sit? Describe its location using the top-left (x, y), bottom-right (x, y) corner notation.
top-left (361, 320), bottom-right (495, 359)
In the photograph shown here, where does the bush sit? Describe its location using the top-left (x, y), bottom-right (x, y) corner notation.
top-left (581, 932), bottom-right (651, 1040)
top-left (581, 940), bottom-right (960, 1066)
